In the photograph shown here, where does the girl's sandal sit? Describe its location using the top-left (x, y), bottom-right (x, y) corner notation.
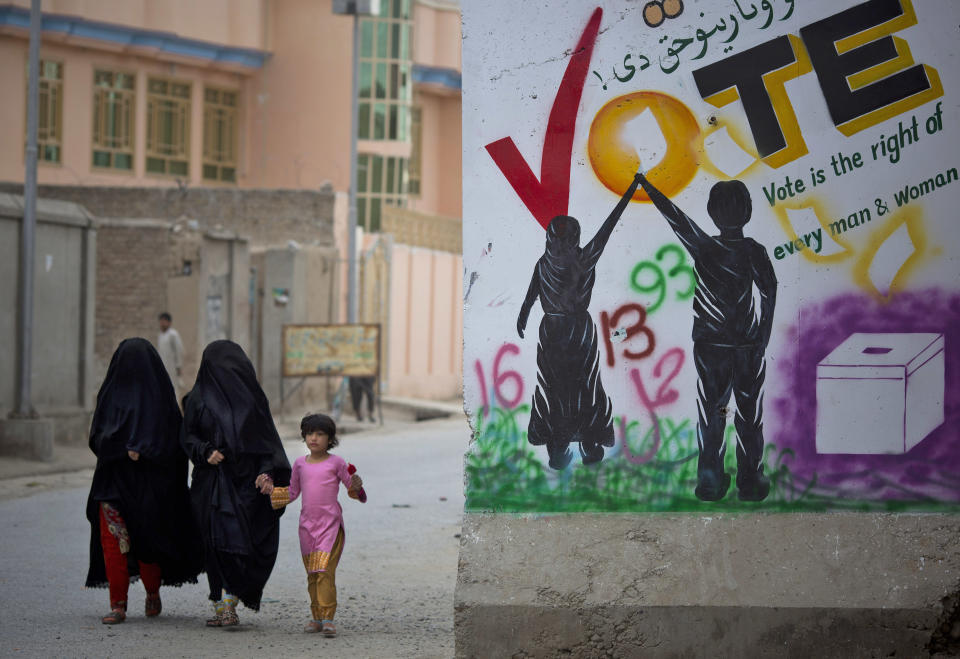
top-left (321, 620), bottom-right (337, 637)
top-left (304, 620), bottom-right (323, 633)
top-left (145, 594), bottom-right (162, 617)
top-left (101, 608), bottom-right (126, 625)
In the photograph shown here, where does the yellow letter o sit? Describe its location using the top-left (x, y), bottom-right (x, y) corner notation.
top-left (588, 91), bottom-right (701, 202)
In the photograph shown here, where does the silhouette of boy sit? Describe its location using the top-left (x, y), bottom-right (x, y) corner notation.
top-left (637, 173), bottom-right (777, 501)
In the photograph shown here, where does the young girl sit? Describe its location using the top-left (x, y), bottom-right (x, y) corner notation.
top-left (180, 340), bottom-right (291, 627)
top-left (85, 338), bottom-right (202, 624)
top-left (265, 413), bottom-right (364, 637)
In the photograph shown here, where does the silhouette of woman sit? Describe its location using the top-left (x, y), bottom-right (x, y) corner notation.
top-left (517, 172), bottom-right (642, 469)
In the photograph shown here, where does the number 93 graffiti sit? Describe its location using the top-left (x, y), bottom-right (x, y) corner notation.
top-left (629, 243), bottom-right (696, 314)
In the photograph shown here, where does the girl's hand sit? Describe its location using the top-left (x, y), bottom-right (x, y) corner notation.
top-left (255, 473), bottom-right (274, 494)
top-left (207, 450), bottom-right (225, 465)
top-left (349, 474), bottom-right (363, 490)
top-left (127, 450), bottom-right (140, 461)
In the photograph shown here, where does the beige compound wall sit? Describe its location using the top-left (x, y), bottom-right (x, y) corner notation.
top-left (387, 243), bottom-right (461, 400)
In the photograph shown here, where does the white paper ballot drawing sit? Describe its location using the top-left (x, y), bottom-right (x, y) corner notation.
top-left (621, 108), bottom-right (667, 172)
top-left (704, 126), bottom-right (756, 178)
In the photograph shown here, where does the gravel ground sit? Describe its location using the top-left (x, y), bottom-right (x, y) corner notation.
top-left (0, 416), bottom-right (468, 658)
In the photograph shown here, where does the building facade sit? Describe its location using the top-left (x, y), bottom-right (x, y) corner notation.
top-left (0, 0), bottom-right (462, 404)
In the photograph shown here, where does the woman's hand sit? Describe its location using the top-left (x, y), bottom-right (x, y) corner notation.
top-left (127, 450), bottom-right (140, 461)
top-left (255, 473), bottom-right (274, 495)
top-left (207, 450), bottom-right (225, 465)
top-left (349, 474), bottom-right (363, 491)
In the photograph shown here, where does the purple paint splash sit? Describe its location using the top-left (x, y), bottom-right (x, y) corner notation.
top-left (772, 289), bottom-right (960, 503)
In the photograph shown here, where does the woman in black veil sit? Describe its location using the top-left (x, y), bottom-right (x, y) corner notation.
top-left (181, 340), bottom-right (291, 626)
top-left (85, 338), bottom-right (201, 624)
top-left (517, 172), bottom-right (642, 469)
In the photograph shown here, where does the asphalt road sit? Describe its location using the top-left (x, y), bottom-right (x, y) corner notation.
top-left (0, 416), bottom-right (469, 659)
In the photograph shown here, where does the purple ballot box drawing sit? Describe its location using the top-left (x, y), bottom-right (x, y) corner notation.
top-left (815, 333), bottom-right (945, 455)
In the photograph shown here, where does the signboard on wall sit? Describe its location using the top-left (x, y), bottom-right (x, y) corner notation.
top-left (462, 0), bottom-right (960, 513)
top-left (282, 324), bottom-right (380, 377)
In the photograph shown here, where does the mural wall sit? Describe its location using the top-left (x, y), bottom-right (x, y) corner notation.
top-left (463, 0), bottom-right (960, 512)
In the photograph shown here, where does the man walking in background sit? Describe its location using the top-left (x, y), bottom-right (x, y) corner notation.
top-left (157, 312), bottom-right (185, 399)
top-left (349, 376), bottom-right (377, 424)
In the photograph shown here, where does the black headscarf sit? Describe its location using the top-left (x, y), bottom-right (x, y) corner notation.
top-left (85, 338), bottom-right (202, 589)
top-left (184, 340), bottom-right (287, 459)
top-left (181, 340), bottom-right (291, 610)
top-left (89, 338), bottom-right (183, 463)
top-left (545, 215), bottom-right (581, 256)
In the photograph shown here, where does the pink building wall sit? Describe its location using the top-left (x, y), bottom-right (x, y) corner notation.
top-left (246, 0), bottom-right (354, 191)
top-left (7, 0), bottom-right (269, 50)
top-left (0, 38), bottom-right (247, 187)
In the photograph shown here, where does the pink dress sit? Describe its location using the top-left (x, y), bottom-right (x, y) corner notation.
top-left (273, 454), bottom-right (352, 573)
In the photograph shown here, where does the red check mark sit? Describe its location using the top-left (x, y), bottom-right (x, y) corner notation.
top-left (484, 7), bottom-right (603, 230)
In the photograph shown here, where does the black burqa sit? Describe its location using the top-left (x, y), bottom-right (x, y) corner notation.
top-left (181, 340), bottom-right (291, 610)
top-left (517, 175), bottom-right (642, 469)
top-left (85, 338), bottom-right (202, 589)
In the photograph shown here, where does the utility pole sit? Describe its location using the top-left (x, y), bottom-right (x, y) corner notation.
top-left (16, 0), bottom-right (41, 418)
top-left (347, 10), bottom-right (360, 324)
top-left (332, 0), bottom-right (378, 324)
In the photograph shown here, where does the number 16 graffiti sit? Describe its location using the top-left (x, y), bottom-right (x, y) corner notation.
top-left (475, 343), bottom-right (525, 414)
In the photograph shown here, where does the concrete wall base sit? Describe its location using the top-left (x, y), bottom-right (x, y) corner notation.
top-left (45, 408), bottom-right (93, 446)
top-left (0, 417), bottom-right (55, 461)
top-left (455, 513), bottom-right (960, 658)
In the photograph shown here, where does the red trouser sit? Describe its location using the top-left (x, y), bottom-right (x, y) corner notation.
top-left (99, 505), bottom-right (161, 609)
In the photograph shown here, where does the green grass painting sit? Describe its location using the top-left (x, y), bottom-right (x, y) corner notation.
top-left (465, 404), bottom-right (960, 513)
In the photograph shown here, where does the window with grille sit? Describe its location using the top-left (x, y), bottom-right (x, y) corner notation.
top-left (92, 70), bottom-right (135, 171)
top-left (357, 153), bottom-right (408, 231)
top-left (407, 105), bottom-right (422, 196)
top-left (357, 0), bottom-right (412, 141)
top-left (146, 77), bottom-right (191, 177)
top-left (26, 60), bottom-right (63, 163)
top-left (203, 87), bottom-right (238, 183)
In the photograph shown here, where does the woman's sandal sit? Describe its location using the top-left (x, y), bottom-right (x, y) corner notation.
top-left (205, 609), bottom-right (226, 627)
top-left (145, 594), bottom-right (162, 617)
top-left (304, 620), bottom-right (323, 633)
top-left (321, 620), bottom-right (337, 637)
top-left (220, 609), bottom-right (240, 627)
top-left (101, 608), bottom-right (126, 625)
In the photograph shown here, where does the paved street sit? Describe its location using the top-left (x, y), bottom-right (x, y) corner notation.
top-left (0, 416), bottom-right (469, 658)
